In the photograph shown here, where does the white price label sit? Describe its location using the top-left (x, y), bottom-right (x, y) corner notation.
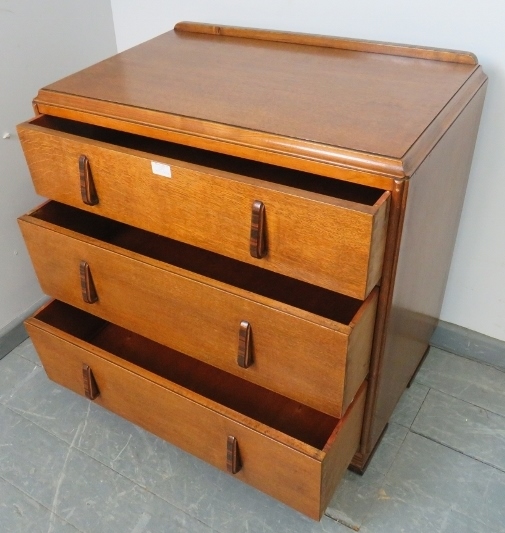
top-left (151, 161), bottom-right (172, 178)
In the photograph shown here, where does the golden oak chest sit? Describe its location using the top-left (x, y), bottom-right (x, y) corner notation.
top-left (17, 22), bottom-right (486, 519)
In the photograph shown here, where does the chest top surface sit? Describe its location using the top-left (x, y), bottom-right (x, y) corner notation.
top-left (35, 22), bottom-right (485, 178)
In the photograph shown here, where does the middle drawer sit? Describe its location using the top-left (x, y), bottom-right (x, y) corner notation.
top-left (19, 202), bottom-right (378, 418)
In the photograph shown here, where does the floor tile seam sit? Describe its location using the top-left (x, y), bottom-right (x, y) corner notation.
top-left (366, 479), bottom-right (460, 514)
top-left (415, 358), bottom-right (505, 389)
top-left (413, 376), bottom-right (448, 394)
top-left (407, 428), bottom-right (505, 474)
top-left (326, 469), bottom-right (392, 529)
top-left (2, 403), bottom-right (76, 448)
top-left (64, 444), bottom-right (218, 532)
top-left (407, 386), bottom-right (431, 430)
top-left (368, 429), bottom-right (411, 480)
top-left (2, 401), bottom-right (224, 532)
top-left (17, 351), bottom-right (42, 366)
top-left (414, 385), bottom-right (505, 420)
top-left (355, 480), bottom-right (420, 531)
top-left (389, 419), bottom-right (413, 430)
top-left (382, 433), bottom-right (409, 478)
top-left (1, 349), bottom-right (17, 360)
top-left (0, 472), bottom-right (86, 533)
top-left (66, 439), bottom-right (220, 532)
top-left (447, 508), bottom-right (505, 533)
top-left (9, 344), bottom-right (29, 355)
top-left (323, 513), bottom-right (360, 532)
top-left (0, 376), bottom-right (46, 410)
top-left (1, 405), bottom-right (218, 533)
top-left (435, 348), bottom-right (505, 375)
top-left (363, 482), bottom-right (499, 533)
top-left (415, 371), bottom-right (505, 395)
top-left (359, 438), bottom-right (440, 533)
top-left (9, 341), bottom-right (41, 360)
top-left (0, 352), bottom-right (17, 365)
top-left (330, 498), bottom-right (379, 532)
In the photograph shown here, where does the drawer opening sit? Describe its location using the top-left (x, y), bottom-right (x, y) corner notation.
top-left (35, 300), bottom-right (340, 450)
top-left (31, 201), bottom-right (365, 324)
top-left (31, 115), bottom-right (384, 206)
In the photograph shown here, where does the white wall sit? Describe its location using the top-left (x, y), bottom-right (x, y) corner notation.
top-left (111, 1), bottom-right (505, 342)
top-left (0, 2), bottom-right (117, 333)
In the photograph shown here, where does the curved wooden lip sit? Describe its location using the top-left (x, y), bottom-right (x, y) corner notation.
top-left (174, 21), bottom-right (478, 65)
top-left (33, 90), bottom-right (406, 180)
top-left (32, 24), bottom-right (486, 183)
top-left (34, 66), bottom-right (486, 183)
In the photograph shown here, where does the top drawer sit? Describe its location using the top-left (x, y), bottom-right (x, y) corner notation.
top-left (18, 116), bottom-right (390, 299)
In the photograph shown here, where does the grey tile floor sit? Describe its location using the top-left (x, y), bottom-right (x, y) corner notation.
top-left (1, 340), bottom-right (505, 533)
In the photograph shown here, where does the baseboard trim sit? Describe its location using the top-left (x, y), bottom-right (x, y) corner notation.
top-left (431, 320), bottom-right (505, 371)
top-left (0, 297), bottom-right (49, 360)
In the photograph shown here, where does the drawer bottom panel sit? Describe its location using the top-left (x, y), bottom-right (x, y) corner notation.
top-left (25, 300), bottom-right (366, 520)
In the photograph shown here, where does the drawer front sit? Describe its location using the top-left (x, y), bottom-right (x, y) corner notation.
top-left (19, 212), bottom-right (377, 418)
top-left (18, 119), bottom-right (390, 300)
top-left (26, 302), bottom-right (366, 520)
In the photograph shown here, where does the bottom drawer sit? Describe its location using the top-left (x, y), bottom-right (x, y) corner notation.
top-left (26, 300), bottom-right (366, 520)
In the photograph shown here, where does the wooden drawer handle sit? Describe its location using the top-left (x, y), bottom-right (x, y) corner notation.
top-left (79, 155), bottom-right (99, 206)
top-left (79, 261), bottom-right (98, 304)
top-left (250, 200), bottom-right (267, 258)
top-left (237, 321), bottom-right (253, 368)
top-left (227, 436), bottom-right (242, 474)
top-left (82, 364), bottom-right (100, 400)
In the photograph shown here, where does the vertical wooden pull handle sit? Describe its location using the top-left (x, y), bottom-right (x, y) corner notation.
top-left (82, 364), bottom-right (100, 400)
top-left (227, 436), bottom-right (242, 474)
top-left (79, 155), bottom-right (99, 206)
top-left (250, 200), bottom-right (267, 258)
top-left (237, 321), bottom-right (253, 368)
top-left (80, 261), bottom-right (98, 304)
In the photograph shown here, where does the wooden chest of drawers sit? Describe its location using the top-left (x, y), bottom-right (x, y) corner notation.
top-left (17, 22), bottom-right (487, 519)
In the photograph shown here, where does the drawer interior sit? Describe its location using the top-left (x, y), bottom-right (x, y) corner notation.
top-left (31, 115), bottom-right (384, 206)
top-left (31, 202), bottom-right (364, 323)
top-left (35, 300), bottom-right (339, 450)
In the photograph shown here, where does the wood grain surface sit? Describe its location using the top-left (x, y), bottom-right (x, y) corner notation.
top-left (19, 204), bottom-right (378, 418)
top-left (18, 117), bottom-right (390, 299)
top-left (175, 22), bottom-right (478, 64)
top-left (16, 23), bottom-right (488, 516)
top-left (363, 83), bottom-right (488, 456)
top-left (34, 26), bottom-right (476, 165)
top-left (26, 301), bottom-right (366, 519)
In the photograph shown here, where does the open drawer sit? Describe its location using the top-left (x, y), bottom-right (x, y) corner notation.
top-left (19, 201), bottom-right (378, 418)
top-left (18, 115), bottom-right (389, 299)
top-left (26, 300), bottom-right (366, 520)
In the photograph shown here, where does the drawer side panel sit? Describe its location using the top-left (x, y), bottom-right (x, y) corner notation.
top-left (366, 192), bottom-right (390, 295)
top-left (320, 383), bottom-right (366, 517)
